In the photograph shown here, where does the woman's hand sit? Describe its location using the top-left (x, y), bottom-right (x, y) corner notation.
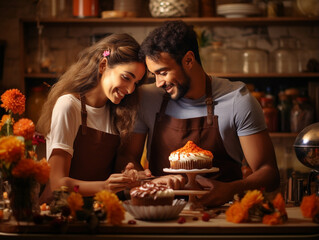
top-left (104, 173), bottom-right (135, 193)
top-left (123, 162), bottom-right (152, 181)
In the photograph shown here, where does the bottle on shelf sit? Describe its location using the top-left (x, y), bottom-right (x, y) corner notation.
top-left (290, 95), bottom-right (314, 133)
top-left (241, 38), bottom-right (269, 74)
top-left (272, 36), bottom-right (299, 73)
top-left (277, 91), bottom-right (292, 132)
top-left (261, 96), bottom-right (279, 132)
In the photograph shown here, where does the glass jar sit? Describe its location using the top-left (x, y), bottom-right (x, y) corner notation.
top-left (273, 37), bottom-right (299, 73)
top-left (26, 86), bottom-right (47, 124)
top-left (206, 41), bottom-right (228, 73)
top-left (290, 97), bottom-right (314, 133)
top-left (261, 97), bottom-right (278, 132)
top-left (241, 39), bottom-right (268, 74)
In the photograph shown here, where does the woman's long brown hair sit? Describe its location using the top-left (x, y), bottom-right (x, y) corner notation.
top-left (37, 33), bottom-right (146, 138)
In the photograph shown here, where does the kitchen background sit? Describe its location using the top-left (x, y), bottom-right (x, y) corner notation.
top-left (0, 0), bottom-right (318, 198)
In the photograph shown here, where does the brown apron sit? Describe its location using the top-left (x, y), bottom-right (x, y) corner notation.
top-left (69, 95), bottom-right (120, 181)
top-left (40, 95), bottom-right (120, 203)
top-left (149, 75), bottom-right (242, 182)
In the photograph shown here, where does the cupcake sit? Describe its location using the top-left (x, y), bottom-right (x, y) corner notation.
top-left (130, 182), bottom-right (174, 206)
top-left (169, 140), bottom-right (213, 170)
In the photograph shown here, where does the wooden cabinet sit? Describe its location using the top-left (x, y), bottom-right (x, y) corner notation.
top-left (20, 17), bottom-right (319, 135)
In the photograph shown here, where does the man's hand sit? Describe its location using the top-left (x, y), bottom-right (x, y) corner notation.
top-left (151, 174), bottom-right (186, 190)
top-left (195, 175), bottom-right (235, 208)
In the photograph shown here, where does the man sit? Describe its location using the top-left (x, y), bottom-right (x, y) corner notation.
top-left (118, 20), bottom-right (280, 207)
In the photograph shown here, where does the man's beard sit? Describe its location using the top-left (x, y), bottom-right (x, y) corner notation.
top-left (171, 68), bottom-right (190, 100)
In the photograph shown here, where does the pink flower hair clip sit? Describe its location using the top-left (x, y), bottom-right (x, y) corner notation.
top-left (103, 50), bottom-right (110, 58)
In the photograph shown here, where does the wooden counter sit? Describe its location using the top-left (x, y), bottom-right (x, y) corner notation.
top-left (0, 207), bottom-right (318, 240)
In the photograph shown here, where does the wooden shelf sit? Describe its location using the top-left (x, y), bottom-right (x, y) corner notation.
top-left (21, 17), bottom-right (319, 26)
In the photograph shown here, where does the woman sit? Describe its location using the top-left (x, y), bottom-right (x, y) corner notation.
top-left (37, 33), bottom-right (147, 199)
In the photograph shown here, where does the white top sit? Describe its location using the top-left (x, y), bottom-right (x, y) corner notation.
top-left (46, 94), bottom-right (115, 159)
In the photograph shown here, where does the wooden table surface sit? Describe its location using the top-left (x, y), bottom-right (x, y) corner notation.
top-left (0, 206), bottom-right (318, 240)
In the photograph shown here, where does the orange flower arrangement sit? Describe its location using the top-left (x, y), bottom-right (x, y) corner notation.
top-left (94, 190), bottom-right (125, 225)
top-left (67, 192), bottom-right (84, 217)
top-left (0, 89), bottom-right (50, 221)
top-left (13, 118), bottom-right (35, 140)
top-left (300, 194), bottom-right (319, 218)
top-left (226, 190), bottom-right (287, 225)
top-left (0, 89), bottom-right (25, 115)
top-left (0, 89), bottom-right (50, 180)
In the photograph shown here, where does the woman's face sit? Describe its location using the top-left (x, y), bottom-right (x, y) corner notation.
top-left (101, 62), bottom-right (145, 104)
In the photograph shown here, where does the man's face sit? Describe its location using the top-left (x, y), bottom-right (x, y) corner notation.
top-left (146, 53), bottom-right (190, 100)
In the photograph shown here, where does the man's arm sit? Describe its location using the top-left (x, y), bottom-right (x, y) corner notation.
top-left (114, 132), bottom-right (147, 172)
top-left (239, 129), bottom-right (280, 192)
top-left (196, 129), bottom-right (280, 207)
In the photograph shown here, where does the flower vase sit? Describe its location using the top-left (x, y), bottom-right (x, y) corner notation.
top-left (9, 178), bottom-right (40, 222)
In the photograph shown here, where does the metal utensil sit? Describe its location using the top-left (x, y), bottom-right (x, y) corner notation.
top-left (294, 122), bottom-right (319, 195)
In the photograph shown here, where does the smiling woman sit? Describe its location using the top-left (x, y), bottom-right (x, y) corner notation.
top-left (36, 33), bottom-right (147, 203)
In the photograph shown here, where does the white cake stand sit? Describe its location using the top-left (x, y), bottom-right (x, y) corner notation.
top-left (163, 167), bottom-right (219, 205)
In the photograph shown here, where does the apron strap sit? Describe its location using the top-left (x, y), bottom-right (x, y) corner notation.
top-left (80, 94), bottom-right (88, 135)
top-left (205, 75), bottom-right (214, 125)
top-left (158, 93), bottom-right (170, 121)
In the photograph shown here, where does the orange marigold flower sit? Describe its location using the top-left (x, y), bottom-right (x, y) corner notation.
top-left (0, 136), bottom-right (25, 164)
top-left (95, 190), bottom-right (125, 225)
top-left (0, 114), bottom-right (13, 129)
top-left (272, 192), bottom-right (287, 216)
top-left (12, 158), bottom-right (36, 178)
top-left (67, 192), bottom-right (84, 217)
top-left (241, 190), bottom-right (264, 210)
top-left (226, 201), bottom-right (248, 223)
top-left (13, 118), bottom-right (35, 140)
top-left (262, 212), bottom-right (283, 225)
top-left (300, 194), bottom-right (319, 218)
top-left (1, 89), bottom-right (25, 115)
top-left (34, 158), bottom-right (50, 184)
